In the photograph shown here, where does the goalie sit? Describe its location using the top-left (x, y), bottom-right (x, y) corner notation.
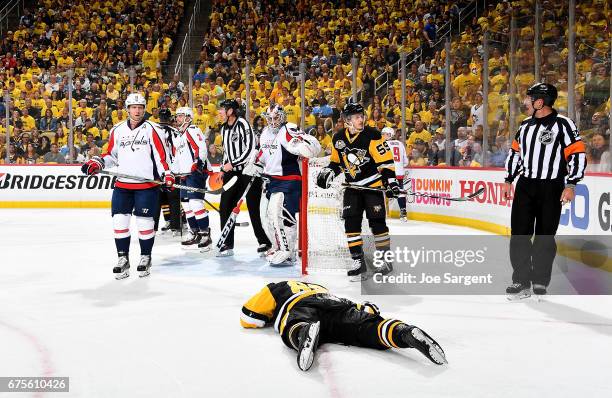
top-left (316, 101), bottom-right (399, 281)
top-left (244, 104), bottom-right (321, 266)
top-left (241, 280), bottom-right (447, 371)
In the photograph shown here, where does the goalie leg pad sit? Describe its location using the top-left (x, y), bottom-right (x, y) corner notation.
top-left (267, 191), bottom-right (297, 265)
top-left (260, 190), bottom-right (276, 250)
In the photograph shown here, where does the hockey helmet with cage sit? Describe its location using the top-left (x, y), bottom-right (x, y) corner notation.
top-left (125, 93), bottom-right (146, 109)
top-left (263, 103), bottom-right (287, 130)
top-left (526, 83), bottom-right (557, 107)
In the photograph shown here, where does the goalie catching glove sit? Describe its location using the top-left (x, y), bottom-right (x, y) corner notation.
top-left (81, 156), bottom-right (104, 175)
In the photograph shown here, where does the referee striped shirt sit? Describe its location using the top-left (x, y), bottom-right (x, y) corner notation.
top-left (505, 110), bottom-right (586, 184)
top-left (221, 117), bottom-right (255, 171)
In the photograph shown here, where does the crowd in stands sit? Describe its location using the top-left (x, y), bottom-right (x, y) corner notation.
top-left (0, 0), bottom-right (184, 163)
top-left (0, 0), bottom-right (609, 173)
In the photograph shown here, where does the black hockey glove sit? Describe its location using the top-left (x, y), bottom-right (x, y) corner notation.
top-left (384, 179), bottom-right (401, 198)
top-left (316, 167), bottom-right (335, 189)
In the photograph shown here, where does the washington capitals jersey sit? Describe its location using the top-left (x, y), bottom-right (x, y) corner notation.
top-left (257, 123), bottom-right (302, 180)
top-left (386, 139), bottom-right (409, 178)
top-left (329, 126), bottom-right (395, 187)
top-left (174, 124), bottom-right (211, 174)
top-left (241, 281), bottom-right (328, 334)
top-left (102, 119), bottom-right (171, 189)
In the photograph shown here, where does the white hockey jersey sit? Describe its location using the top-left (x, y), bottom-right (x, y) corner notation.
top-left (386, 139), bottom-right (409, 178)
top-left (102, 119), bottom-right (171, 189)
top-left (173, 124), bottom-right (211, 175)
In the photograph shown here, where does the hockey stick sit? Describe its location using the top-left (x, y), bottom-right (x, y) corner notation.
top-left (341, 183), bottom-right (485, 202)
top-left (98, 170), bottom-right (238, 194)
top-left (99, 170), bottom-right (249, 226)
top-left (215, 175), bottom-right (257, 250)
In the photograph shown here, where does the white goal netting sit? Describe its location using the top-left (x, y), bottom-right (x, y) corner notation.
top-left (300, 157), bottom-right (373, 274)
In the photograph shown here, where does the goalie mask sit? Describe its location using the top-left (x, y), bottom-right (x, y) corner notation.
top-left (263, 103), bottom-right (287, 132)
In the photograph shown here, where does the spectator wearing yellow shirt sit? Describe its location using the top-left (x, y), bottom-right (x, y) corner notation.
top-left (406, 121), bottom-right (432, 153)
top-left (193, 104), bottom-right (212, 135)
top-left (21, 109), bottom-right (37, 131)
top-left (111, 100), bottom-right (128, 125)
top-left (283, 96), bottom-right (300, 125)
top-left (200, 94), bottom-right (218, 122)
top-left (192, 79), bottom-right (207, 105)
top-left (452, 63), bottom-right (481, 97)
top-left (490, 66), bottom-right (509, 93)
top-left (314, 123), bottom-right (332, 156)
top-left (427, 65), bottom-right (445, 85)
top-left (139, 43), bottom-right (161, 71)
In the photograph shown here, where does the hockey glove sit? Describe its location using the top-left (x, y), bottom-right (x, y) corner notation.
top-left (384, 179), bottom-right (401, 198)
top-left (81, 156), bottom-right (104, 175)
top-left (191, 159), bottom-right (207, 174)
top-left (316, 167), bottom-right (335, 189)
top-left (243, 160), bottom-right (264, 177)
top-left (162, 172), bottom-right (175, 191)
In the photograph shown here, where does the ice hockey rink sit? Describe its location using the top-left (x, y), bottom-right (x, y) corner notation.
top-left (1, 208), bottom-right (611, 398)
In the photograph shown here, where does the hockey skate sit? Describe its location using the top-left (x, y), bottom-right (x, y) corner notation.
top-left (181, 231), bottom-right (202, 250)
top-left (198, 230), bottom-right (213, 253)
top-left (257, 243), bottom-right (272, 257)
top-left (400, 325), bottom-right (447, 365)
top-left (137, 255), bottom-right (152, 278)
top-left (506, 282), bottom-right (531, 301)
top-left (532, 284), bottom-right (547, 301)
top-left (347, 255), bottom-right (368, 282)
top-left (267, 250), bottom-right (296, 267)
top-left (399, 209), bottom-right (408, 222)
top-left (160, 221), bottom-right (171, 234)
top-left (113, 254), bottom-right (130, 280)
top-left (297, 321), bottom-right (321, 371)
top-left (372, 251), bottom-right (393, 276)
top-left (216, 245), bottom-right (234, 257)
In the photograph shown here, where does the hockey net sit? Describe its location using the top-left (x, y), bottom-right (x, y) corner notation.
top-left (299, 157), bottom-right (372, 274)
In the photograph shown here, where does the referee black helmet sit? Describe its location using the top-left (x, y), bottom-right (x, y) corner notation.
top-left (220, 99), bottom-right (240, 111)
top-left (526, 83), bottom-right (558, 107)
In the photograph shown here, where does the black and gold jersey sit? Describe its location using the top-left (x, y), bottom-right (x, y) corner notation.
top-left (241, 281), bottom-right (328, 334)
top-left (329, 126), bottom-right (395, 187)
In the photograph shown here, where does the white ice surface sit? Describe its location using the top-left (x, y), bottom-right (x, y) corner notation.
top-left (1, 209), bottom-right (611, 398)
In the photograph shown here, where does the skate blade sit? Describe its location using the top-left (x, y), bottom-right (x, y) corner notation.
top-left (138, 270), bottom-right (150, 278)
top-left (298, 322), bottom-right (320, 371)
top-left (215, 250), bottom-right (234, 257)
top-left (199, 246), bottom-right (212, 253)
top-left (114, 270), bottom-right (130, 280)
top-left (181, 245), bottom-right (201, 251)
top-left (349, 273), bottom-right (369, 282)
top-left (411, 328), bottom-right (448, 365)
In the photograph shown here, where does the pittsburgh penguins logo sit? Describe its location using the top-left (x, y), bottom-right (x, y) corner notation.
top-left (538, 129), bottom-right (555, 145)
top-left (342, 148), bottom-right (369, 178)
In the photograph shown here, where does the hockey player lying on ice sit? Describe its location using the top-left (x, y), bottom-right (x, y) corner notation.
top-left (241, 280), bottom-right (447, 371)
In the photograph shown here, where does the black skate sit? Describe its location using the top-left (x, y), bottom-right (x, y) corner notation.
top-left (400, 325), bottom-right (448, 365)
top-left (137, 255), bottom-right (151, 278)
top-left (532, 284), bottom-right (547, 301)
top-left (348, 254), bottom-right (368, 282)
top-left (160, 221), bottom-right (171, 233)
top-left (257, 243), bottom-right (271, 257)
top-left (198, 230), bottom-right (213, 253)
top-left (181, 231), bottom-right (202, 250)
top-left (400, 209), bottom-right (407, 222)
top-left (297, 321), bottom-right (321, 371)
top-left (373, 252), bottom-right (393, 276)
top-left (113, 254), bottom-right (130, 280)
top-left (506, 282), bottom-right (531, 301)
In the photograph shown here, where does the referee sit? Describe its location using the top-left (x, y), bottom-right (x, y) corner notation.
top-left (217, 99), bottom-right (271, 257)
top-left (501, 83), bottom-right (587, 299)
